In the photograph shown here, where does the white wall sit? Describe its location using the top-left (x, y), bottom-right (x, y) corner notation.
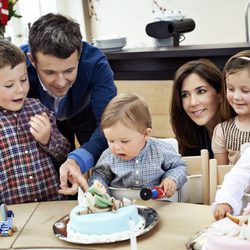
top-left (8, 0), bottom-right (250, 47)
top-left (8, 0), bottom-right (86, 45)
top-left (89, 0), bottom-right (250, 48)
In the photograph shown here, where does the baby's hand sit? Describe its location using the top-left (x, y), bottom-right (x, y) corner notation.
top-left (29, 112), bottom-right (51, 145)
top-left (159, 178), bottom-right (177, 197)
top-left (214, 203), bottom-right (233, 220)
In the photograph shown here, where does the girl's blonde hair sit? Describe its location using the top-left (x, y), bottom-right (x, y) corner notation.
top-left (222, 50), bottom-right (250, 119)
top-left (101, 93), bottom-right (152, 134)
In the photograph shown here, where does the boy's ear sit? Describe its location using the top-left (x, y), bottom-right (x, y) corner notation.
top-left (145, 128), bottom-right (152, 140)
top-left (27, 52), bottom-right (36, 68)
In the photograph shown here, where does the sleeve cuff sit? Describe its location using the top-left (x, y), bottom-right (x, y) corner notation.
top-left (68, 148), bottom-right (94, 173)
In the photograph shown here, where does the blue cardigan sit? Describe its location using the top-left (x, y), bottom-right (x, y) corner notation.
top-left (21, 42), bottom-right (117, 172)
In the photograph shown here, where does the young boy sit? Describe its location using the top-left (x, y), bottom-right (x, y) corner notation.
top-left (0, 40), bottom-right (70, 205)
top-left (88, 93), bottom-right (187, 198)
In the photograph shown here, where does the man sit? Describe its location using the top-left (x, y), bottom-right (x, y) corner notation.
top-left (21, 13), bottom-right (117, 195)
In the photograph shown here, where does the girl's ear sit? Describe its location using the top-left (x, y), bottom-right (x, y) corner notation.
top-left (144, 128), bottom-right (152, 140)
top-left (27, 52), bottom-right (36, 68)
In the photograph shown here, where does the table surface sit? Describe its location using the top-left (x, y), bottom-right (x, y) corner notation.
top-left (1, 200), bottom-right (214, 250)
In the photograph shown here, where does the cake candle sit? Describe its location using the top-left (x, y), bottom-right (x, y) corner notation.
top-left (129, 217), bottom-right (137, 250)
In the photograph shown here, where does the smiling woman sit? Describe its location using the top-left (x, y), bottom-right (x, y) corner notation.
top-left (170, 59), bottom-right (224, 158)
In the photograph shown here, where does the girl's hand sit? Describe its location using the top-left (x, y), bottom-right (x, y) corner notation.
top-left (29, 112), bottom-right (51, 145)
top-left (160, 178), bottom-right (177, 197)
top-left (214, 203), bottom-right (233, 220)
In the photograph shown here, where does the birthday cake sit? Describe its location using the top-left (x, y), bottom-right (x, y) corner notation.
top-left (186, 204), bottom-right (250, 250)
top-left (67, 181), bottom-right (145, 243)
top-left (205, 204), bottom-right (250, 250)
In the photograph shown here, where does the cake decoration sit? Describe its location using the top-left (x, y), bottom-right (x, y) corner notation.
top-left (77, 180), bottom-right (135, 214)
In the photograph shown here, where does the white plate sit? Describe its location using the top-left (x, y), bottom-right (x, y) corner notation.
top-left (53, 205), bottom-right (159, 244)
top-left (100, 46), bottom-right (124, 53)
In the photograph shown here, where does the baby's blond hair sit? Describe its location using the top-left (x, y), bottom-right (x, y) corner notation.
top-left (101, 93), bottom-right (152, 134)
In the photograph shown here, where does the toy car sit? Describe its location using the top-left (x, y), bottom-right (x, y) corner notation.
top-left (0, 204), bottom-right (17, 237)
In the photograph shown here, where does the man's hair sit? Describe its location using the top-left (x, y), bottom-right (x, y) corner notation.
top-left (101, 93), bottom-right (152, 134)
top-left (0, 40), bottom-right (25, 69)
top-left (29, 13), bottom-right (82, 61)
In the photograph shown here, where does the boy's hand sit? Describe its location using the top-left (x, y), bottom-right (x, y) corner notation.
top-left (214, 203), bottom-right (233, 220)
top-left (29, 112), bottom-right (51, 145)
top-left (159, 178), bottom-right (177, 197)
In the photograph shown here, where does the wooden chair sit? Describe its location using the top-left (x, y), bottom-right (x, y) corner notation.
top-left (209, 158), bottom-right (233, 205)
top-left (181, 149), bottom-right (210, 205)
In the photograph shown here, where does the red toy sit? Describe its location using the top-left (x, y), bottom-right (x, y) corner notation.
top-left (140, 186), bottom-right (166, 200)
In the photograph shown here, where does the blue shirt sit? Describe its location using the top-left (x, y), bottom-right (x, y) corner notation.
top-left (89, 137), bottom-right (187, 190)
top-left (21, 42), bottom-right (117, 172)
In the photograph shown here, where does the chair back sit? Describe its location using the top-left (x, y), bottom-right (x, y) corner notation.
top-left (209, 158), bottom-right (233, 204)
top-left (182, 149), bottom-right (209, 205)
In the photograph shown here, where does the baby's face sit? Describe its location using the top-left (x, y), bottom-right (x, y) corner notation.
top-left (103, 121), bottom-right (150, 161)
top-left (0, 62), bottom-right (29, 111)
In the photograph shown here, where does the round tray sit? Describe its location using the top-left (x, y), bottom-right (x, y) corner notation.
top-left (53, 205), bottom-right (159, 244)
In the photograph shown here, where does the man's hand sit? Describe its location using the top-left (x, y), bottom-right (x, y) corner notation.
top-left (59, 158), bottom-right (89, 195)
top-left (29, 112), bottom-right (51, 145)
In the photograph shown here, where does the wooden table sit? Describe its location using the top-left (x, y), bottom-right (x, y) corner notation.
top-left (0, 202), bottom-right (38, 250)
top-left (1, 200), bottom-right (214, 250)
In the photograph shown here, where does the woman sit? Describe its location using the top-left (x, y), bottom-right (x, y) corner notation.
top-left (170, 59), bottom-right (225, 158)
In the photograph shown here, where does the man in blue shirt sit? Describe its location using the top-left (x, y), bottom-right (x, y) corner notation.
top-left (21, 13), bottom-right (117, 195)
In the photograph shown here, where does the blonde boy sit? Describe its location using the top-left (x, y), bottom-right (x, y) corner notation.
top-left (89, 93), bottom-right (187, 197)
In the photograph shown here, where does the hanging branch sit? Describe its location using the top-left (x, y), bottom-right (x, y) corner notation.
top-left (152, 0), bottom-right (167, 14)
top-left (88, 0), bottom-right (101, 22)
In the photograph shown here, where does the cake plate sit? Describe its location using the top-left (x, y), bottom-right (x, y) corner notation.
top-left (186, 228), bottom-right (208, 250)
top-left (53, 205), bottom-right (159, 244)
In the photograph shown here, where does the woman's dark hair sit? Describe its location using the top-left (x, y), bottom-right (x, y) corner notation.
top-left (170, 59), bottom-right (223, 155)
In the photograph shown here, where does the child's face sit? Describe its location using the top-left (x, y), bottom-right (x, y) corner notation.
top-left (103, 121), bottom-right (151, 161)
top-left (181, 73), bottom-right (221, 127)
top-left (226, 68), bottom-right (250, 116)
top-left (0, 62), bottom-right (29, 111)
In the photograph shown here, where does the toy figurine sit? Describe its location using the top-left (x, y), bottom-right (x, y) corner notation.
top-left (140, 186), bottom-right (166, 200)
top-left (77, 180), bottom-right (134, 215)
top-left (0, 204), bottom-right (17, 237)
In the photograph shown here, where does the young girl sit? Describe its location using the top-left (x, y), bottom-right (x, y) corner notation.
top-left (88, 93), bottom-right (187, 198)
top-left (213, 147), bottom-right (250, 219)
top-left (212, 50), bottom-right (250, 165)
top-left (170, 59), bottom-right (224, 158)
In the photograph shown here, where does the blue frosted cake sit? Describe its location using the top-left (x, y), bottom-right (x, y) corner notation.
top-left (67, 181), bottom-right (145, 243)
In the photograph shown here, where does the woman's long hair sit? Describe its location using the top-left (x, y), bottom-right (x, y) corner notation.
top-left (170, 59), bottom-right (223, 155)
